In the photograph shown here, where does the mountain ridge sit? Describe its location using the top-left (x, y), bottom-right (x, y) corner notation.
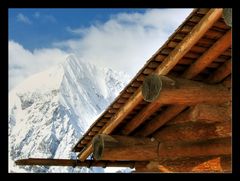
top-left (9, 55), bottom-right (131, 173)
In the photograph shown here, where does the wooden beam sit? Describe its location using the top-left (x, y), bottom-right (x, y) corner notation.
top-left (121, 101), bottom-right (164, 135)
top-left (136, 106), bottom-right (186, 137)
top-left (141, 75), bottom-right (175, 102)
top-left (154, 8), bottom-right (223, 76)
top-left (153, 121), bottom-right (231, 143)
top-left (92, 134), bottom-right (231, 161)
top-left (222, 75), bottom-right (231, 88)
top-left (206, 59), bottom-right (232, 84)
top-left (142, 75), bottom-right (230, 105)
top-left (141, 155), bottom-right (231, 173)
top-left (78, 8), bottom-right (224, 161)
top-left (92, 134), bottom-right (158, 161)
top-left (15, 158), bottom-right (139, 168)
top-left (182, 30), bottom-right (232, 79)
top-left (123, 75), bottom-right (230, 136)
top-left (167, 104), bottom-right (231, 125)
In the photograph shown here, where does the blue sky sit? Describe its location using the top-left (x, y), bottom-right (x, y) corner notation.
top-left (9, 8), bottom-right (146, 50)
top-left (9, 8), bottom-right (193, 90)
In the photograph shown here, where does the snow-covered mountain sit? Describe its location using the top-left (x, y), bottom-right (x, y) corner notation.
top-left (8, 55), bottom-right (131, 173)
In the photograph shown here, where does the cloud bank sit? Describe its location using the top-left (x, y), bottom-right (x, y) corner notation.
top-left (8, 41), bottom-right (68, 90)
top-left (54, 9), bottom-right (192, 77)
top-left (9, 9), bottom-right (192, 90)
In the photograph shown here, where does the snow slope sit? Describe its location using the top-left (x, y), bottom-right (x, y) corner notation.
top-left (8, 54), bottom-right (131, 173)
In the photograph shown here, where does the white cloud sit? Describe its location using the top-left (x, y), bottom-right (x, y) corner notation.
top-left (54, 9), bottom-right (193, 77)
top-left (33, 12), bottom-right (57, 23)
top-left (66, 26), bottom-right (88, 35)
top-left (17, 13), bottom-right (32, 24)
top-left (8, 40), bottom-right (69, 90)
top-left (10, 9), bottom-right (193, 91)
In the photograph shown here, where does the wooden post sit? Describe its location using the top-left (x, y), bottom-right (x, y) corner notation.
top-left (222, 8), bottom-right (232, 27)
top-left (92, 134), bottom-right (231, 161)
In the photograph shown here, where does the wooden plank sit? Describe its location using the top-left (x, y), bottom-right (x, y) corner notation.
top-left (155, 8), bottom-right (223, 76)
top-left (136, 106), bottom-right (186, 137)
top-left (131, 81), bottom-right (142, 88)
top-left (167, 104), bottom-right (231, 125)
top-left (15, 158), bottom-right (139, 168)
top-left (108, 108), bottom-right (118, 114)
top-left (80, 140), bottom-right (89, 145)
top-left (112, 103), bottom-right (123, 109)
top-left (156, 51), bottom-right (219, 68)
top-left (148, 61), bottom-right (160, 69)
top-left (100, 118), bottom-right (109, 123)
top-left (122, 92), bottom-right (132, 99)
top-left (92, 134), bottom-right (231, 161)
top-left (116, 97), bottom-right (129, 104)
top-left (91, 127), bottom-right (102, 132)
top-left (143, 68), bottom-right (155, 75)
top-left (182, 30), bottom-right (232, 79)
top-left (78, 8), bottom-right (224, 161)
top-left (153, 121), bottom-right (231, 143)
top-left (126, 86), bottom-right (137, 93)
top-left (84, 136), bottom-right (93, 140)
top-left (206, 59), bottom-right (232, 84)
top-left (121, 102), bottom-right (162, 135)
top-left (181, 25), bottom-right (224, 40)
top-left (88, 131), bottom-right (97, 136)
top-left (173, 33), bottom-right (216, 47)
top-left (161, 48), bottom-right (201, 59)
top-left (136, 74), bottom-right (145, 82)
top-left (189, 15), bottom-right (229, 31)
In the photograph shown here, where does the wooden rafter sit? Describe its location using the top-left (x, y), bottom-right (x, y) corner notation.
top-left (182, 30), bottom-right (232, 79)
top-left (124, 75), bottom-right (230, 136)
top-left (133, 29), bottom-right (231, 137)
top-left (206, 59), bottom-right (232, 84)
top-left (78, 8), bottom-right (224, 161)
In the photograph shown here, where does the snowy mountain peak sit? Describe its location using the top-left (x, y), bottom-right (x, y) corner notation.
top-left (9, 54), bottom-right (131, 173)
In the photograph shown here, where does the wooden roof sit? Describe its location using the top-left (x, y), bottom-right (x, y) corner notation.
top-left (73, 8), bottom-right (231, 162)
top-left (16, 8), bottom-right (232, 173)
